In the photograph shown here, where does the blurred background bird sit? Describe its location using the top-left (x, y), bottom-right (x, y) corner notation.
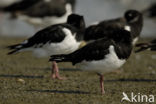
top-left (0, 0), bottom-right (155, 37)
top-left (0, 0), bottom-right (76, 26)
top-left (0, 0), bottom-right (76, 35)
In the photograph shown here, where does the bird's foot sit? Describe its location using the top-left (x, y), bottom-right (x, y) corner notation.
top-left (51, 73), bottom-right (66, 80)
top-left (101, 90), bottom-right (105, 95)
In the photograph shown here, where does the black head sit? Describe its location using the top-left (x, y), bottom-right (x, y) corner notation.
top-left (124, 10), bottom-right (142, 23)
top-left (67, 14), bottom-right (86, 31)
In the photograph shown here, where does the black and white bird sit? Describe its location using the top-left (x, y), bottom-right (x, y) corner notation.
top-left (85, 10), bottom-right (143, 45)
top-left (49, 28), bottom-right (132, 94)
top-left (0, 0), bottom-right (76, 27)
top-left (135, 39), bottom-right (156, 52)
top-left (7, 14), bottom-right (85, 79)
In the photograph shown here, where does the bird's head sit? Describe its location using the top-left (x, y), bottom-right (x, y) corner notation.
top-left (124, 10), bottom-right (142, 23)
top-left (67, 14), bottom-right (86, 31)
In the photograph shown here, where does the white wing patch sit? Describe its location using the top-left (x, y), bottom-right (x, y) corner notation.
top-left (124, 25), bottom-right (131, 31)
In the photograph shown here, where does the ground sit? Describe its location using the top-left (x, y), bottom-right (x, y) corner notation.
top-left (0, 36), bottom-right (156, 104)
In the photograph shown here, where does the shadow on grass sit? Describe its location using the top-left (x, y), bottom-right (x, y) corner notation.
top-left (29, 67), bottom-right (80, 72)
top-left (26, 89), bottom-right (89, 94)
top-left (0, 74), bottom-right (44, 79)
top-left (105, 78), bottom-right (156, 82)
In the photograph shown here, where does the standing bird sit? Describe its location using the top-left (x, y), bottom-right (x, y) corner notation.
top-left (49, 28), bottom-right (132, 94)
top-left (7, 14), bottom-right (86, 80)
top-left (135, 39), bottom-right (156, 52)
top-left (0, 0), bottom-right (76, 27)
top-left (85, 10), bottom-right (143, 45)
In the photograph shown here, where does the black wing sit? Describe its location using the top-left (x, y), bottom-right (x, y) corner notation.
top-left (84, 18), bottom-right (126, 41)
top-left (70, 38), bottom-right (113, 64)
top-left (7, 24), bottom-right (68, 54)
top-left (21, 25), bottom-right (68, 48)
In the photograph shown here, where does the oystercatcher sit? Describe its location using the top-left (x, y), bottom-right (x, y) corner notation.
top-left (49, 28), bottom-right (132, 94)
top-left (7, 14), bottom-right (85, 79)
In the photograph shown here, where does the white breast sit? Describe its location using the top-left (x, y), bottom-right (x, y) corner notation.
top-left (76, 45), bottom-right (126, 73)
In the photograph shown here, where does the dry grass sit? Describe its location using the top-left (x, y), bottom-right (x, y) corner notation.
top-left (0, 36), bottom-right (156, 104)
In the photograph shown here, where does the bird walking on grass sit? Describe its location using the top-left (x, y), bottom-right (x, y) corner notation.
top-left (7, 14), bottom-right (86, 80)
top-left (49, 28), bottom-right (132, 94)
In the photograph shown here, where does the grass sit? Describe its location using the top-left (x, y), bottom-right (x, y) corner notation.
top-left (0, 36), bottom-right (156, 104)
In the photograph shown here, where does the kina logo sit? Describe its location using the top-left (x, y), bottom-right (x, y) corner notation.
top-left (121, 92), bottom-right (155, 103)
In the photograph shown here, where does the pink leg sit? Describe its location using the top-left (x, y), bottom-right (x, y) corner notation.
top-left (51, 61), bottom-right (65, 80)
top-left (99, 74), bottom-right (105, 94)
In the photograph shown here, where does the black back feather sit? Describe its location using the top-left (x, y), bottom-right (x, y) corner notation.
top-left (84, 10), bottom-right (143, 42)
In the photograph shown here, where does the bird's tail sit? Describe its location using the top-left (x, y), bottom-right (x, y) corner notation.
top-left (135, 43), bottom-right (150, 53)
top-left (7, 43), bottom-right (24, 55)
top-left (49, 54), bottom-right (71, 63)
